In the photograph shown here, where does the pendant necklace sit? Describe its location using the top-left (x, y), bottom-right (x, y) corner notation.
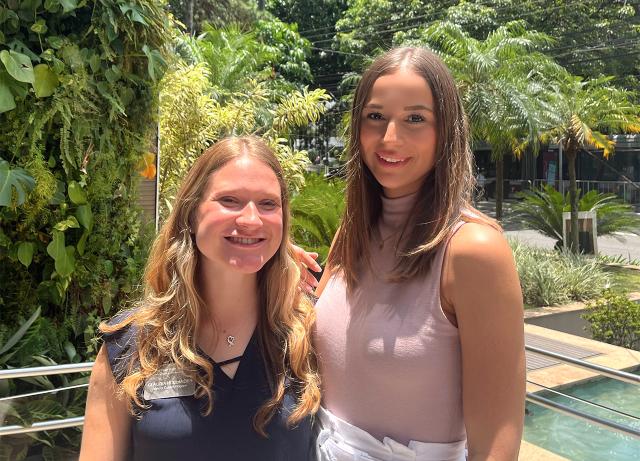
top-left (226, 335), bottom-right (235, 347)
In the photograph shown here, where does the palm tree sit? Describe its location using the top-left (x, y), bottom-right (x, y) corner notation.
top-left (512, 184), bottom-right (640, 248)
top-left (541, 75), bottom-right (640, 251)
top-left (414, 20), bottom-right (559, 219)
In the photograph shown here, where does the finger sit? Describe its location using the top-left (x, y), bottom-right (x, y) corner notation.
top-left (302, 253), bottom-right (322, 272)
top-left (303, 281), bottom-right (315, 294)
top-left (302, 269), bottom-right (319, 288)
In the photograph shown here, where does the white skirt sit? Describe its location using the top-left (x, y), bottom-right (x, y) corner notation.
top-left (315, 407), bottom-right (466, 461)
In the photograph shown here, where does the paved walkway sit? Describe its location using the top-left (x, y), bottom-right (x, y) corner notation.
top-left (505, 228), bottom-right (640, 261)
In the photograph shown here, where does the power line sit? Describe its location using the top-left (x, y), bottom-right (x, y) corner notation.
top-left (551, 38), bottom-right (640, 59)
top-left (302, 0), bottom-right (630, 44)
top-left (301, 0), bottom-right (544, 41)
top-left (564, 48), bottom-right (640, 66)
top-left (310, 46), bottom-right (368, 58)
top-left (310, 36), bottom-right (640, 73)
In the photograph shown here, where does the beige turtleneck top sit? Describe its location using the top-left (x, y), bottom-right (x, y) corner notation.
top-left (314, 192), bottom-right (466, 445)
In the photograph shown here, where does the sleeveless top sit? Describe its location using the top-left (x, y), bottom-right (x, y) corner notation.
top-left (103, 315), bottom-right (313, 461)
top-left (314, 192), bottom-right (467, 446)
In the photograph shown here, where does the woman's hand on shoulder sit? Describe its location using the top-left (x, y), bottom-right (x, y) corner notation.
top-left (291, 243), bottom-right (321, 294)
top-left (443, 223), bottom-right (525, 461)
top-left (79, 345), bottom-right (131, 461)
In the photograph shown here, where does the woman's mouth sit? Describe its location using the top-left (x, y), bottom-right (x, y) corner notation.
top-left (376, 152), bottom-right (410, 166)
top-left (225, 236), bottom-right (265, 246)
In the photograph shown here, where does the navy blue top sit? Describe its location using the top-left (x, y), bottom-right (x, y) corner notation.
top-left (103, 317), bottom-right (313, 461)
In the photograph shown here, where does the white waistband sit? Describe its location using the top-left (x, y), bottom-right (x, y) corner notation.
top-left (316, 407), bottom-right (466, 461)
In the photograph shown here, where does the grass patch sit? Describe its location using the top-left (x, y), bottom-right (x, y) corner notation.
top-left (602, 265), bottom-right (640, 294)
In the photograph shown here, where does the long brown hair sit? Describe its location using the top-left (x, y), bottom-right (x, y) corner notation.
top-left (328, 47), bottom-right (494, 288)
top-left (102, 136), bottom-right (320, 434)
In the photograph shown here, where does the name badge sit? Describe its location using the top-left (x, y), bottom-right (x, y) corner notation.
top-left (143, 363), bottom-right (196, 400)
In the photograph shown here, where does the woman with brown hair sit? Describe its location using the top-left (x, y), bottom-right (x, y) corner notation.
top-left (80, 136), bottom-right (320, 461)
top-left (309, 47), bottom-right (526, 460)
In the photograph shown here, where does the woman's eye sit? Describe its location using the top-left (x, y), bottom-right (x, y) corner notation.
top-left (407, 114), bottom-right (425, 123)
top-left (218, 196), bottom-right (239, 206)
top-left (259, 200), bottom-right (279, 211)
top-left (365, 112), bottom-right (384, 120)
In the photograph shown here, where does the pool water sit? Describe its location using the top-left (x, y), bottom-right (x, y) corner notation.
top-left (524, 374), bottom-right (640, 460)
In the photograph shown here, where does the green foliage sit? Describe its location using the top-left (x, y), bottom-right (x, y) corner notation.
top-left (512, 185), bottom-right (640, 247)
top-left (538, 73), bottom-right (640, 251)
top-left (0, 159), bottom-right (35, 206)
top-left (583, 291), bottom-right (640, 351)
top-left (158, 23), bottom-right (331, 221)
top-left (290, 174), bottom-right (345, 263)
top-left (167, 0), bottom-right (258, 33)
top-left (267, 0), bottom-right (349, 89)
top-left (255, 17), bottom-right (313, 83)
top-left (0, 8), bottom-right (172, 440)
top-left (335, 0), bottom-right (451, 69)
top-left (510, 239), bottom-right (611, 307)
top-left (0, 308), bottom-right (95, 460)
top-left (158, 61), bottom-right (217, 217)
top-left (448, 1), bottom-right (640, 88)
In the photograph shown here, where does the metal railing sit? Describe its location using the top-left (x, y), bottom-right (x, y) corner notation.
top-left (525, 345), bottom-right (640, 386)
top-left (1, 346), bottom-right (639, 440)
top-left (0, 362), bottom-right (92, 436)
top-left (525, 344), bottom-right (640, 439)
top-left (532, 179), bottom-right (640, 204)
top-left (0, 362), bottom-right (94, 380)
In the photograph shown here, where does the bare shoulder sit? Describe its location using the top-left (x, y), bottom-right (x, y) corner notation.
top-left (442, 222), bottom-right (521, 315)
top-left (448, 221), bottom-right (512, 263)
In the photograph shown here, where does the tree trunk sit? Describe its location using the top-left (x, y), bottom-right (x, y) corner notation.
top-left (258, 0), bottom-right (265, 10)
top-left (495, 156), bottom-right (504, 221)
top-left (567, 147), bottom-right (579, 252)
top-left (186, 0), bottom-right (194, 34)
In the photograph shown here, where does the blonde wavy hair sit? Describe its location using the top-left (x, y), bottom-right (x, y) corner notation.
top-left (101, 136), bottom-right (321, 435)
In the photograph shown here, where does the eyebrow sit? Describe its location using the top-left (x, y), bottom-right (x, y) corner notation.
top-left (213, 190), bottom-right (282, 202)
top-left (365, 103), bottom-right (434, 112)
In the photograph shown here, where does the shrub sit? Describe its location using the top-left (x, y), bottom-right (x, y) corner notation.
top-left (291, 174), bottom-right (345, 263)
top-left (511, 185), bottom-right (640, 248)
top-left (510, 240), bottom-right (611, 306)
top-left (583, 291), bottom-right (640, 351)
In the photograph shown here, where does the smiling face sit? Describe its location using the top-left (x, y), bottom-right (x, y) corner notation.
top-left (359, 69), bottom-right (438, 198)
top-left (193, 156), bottom-right (283, 274)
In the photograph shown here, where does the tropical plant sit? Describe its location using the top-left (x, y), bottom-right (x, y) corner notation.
top-left (290, 174), bottom-right (345, 263)
top-left (158, 25), bottom-right (331, 221)
top-left (408, 20), bottom-right (559, 220)
top-left (510, 239), bottom-right (611, 307)
top-left (583, 290), bottom-right (640, 351)
top-left (168, 0), bottom-right (257, 33)
top-left (512, 185), bottom-right (640, 248)
top-left (540, 75), bottom-right (640, 251)
top-left (0, 308), bottom-right (97, 459)
top-left (0, 0), bottom-right (172, 331)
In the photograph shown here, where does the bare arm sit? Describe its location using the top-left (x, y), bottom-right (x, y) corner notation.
top-left (79, 345), bottom-right (132, 461)
top-left (442, 223), bottom-right (525, 461)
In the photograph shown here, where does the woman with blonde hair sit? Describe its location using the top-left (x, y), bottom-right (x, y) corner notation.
top-left (304, 47), bottom-right (526, 460)
top-left (80, 136), bottom-right (320, 461)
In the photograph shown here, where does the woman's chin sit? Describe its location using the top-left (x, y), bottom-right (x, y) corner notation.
top-left (226, 255), bottom-right (270, 274)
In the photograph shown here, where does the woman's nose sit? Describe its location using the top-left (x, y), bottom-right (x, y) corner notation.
top-left (383, 120), bottom-right (398, 143)
top-left (236, 202), bottom-right (262, 228)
